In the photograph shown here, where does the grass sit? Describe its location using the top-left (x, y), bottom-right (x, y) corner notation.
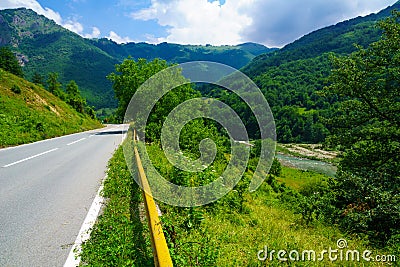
top-left (79, 146), bottom-right (153, 266)
top-left (277, 166), bottom-right (328, 190)
top-left (158, 168), bottom-right (380, 266)
top-left (81, 142), bottom-right (394, 266)
top-left (0, 69), bottom-right (102, 147)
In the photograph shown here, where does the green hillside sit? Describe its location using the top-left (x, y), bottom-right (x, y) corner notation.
top-left (89, 39), bottom-right (273, 70)
top-left (0, 69), bottom-right (102, 147)
top-left (0, 8), bottom-right (273, 109)
top-left (232, 1), bottom-right (400, 143)
top-left (243, 1), bottom-right (400, 77)
top-left (0, 8), bottom-right (119, 109)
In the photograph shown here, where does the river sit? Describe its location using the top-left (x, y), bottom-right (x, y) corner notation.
top-left (276, 153), bottom-right (337, 177)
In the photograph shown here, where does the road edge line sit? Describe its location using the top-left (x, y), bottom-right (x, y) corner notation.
top-left (0, 125), bottom-right (106, 152)
top-left (63, 176), bottom-right (106, 267)
top-left (64, 125), bottom-right (128, 267)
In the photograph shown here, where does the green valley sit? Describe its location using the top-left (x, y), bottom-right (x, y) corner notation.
top-left (79, 7), bottom-right (399, 262)
top-left (0, 1), bottom-right (399, 266)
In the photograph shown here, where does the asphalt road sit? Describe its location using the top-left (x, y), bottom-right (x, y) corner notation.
top-left (0, 124), bottom-right (128, 267)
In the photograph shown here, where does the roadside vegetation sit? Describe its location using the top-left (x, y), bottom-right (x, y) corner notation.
top-left (79, 146), bottom-right (154, 266)
top-left (82, 11), bottom-right (399, 266)
top-left (143, 141), bottom-right (358, 266)
top-left (0, 45), bottom-right (102, 147)
top-left (81, 140), bottom-right (393, 266)
top-left (0, 68), bottom-right (101, 147)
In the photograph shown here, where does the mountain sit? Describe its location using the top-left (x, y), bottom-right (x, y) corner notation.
top-left (0, 8), bottom-right (120, 109)
top-left (243, 1), bottom-right (400, 77)
top-left (0, 8), bottom-right (273, 109)
top-left (88, 39), bottom-right (273, 69)
top-left (217, 1), bottom-right (400, 143)
top-left (0, 68), bottom-right (101, 147)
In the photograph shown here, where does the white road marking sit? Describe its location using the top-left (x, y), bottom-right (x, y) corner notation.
top-left (63, 178), bottom-right (105, 267)
top-left (0, 126), bottom-right (105, 152)
top-left (66, 138), bottom-right (86, 146)
top-left (64, 127), bottom-right (128, 267)
top-left (2, 148), bottom-right (59, 168)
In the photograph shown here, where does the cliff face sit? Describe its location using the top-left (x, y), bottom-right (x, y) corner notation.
top-left (0, 8), bottom-right (62, 47)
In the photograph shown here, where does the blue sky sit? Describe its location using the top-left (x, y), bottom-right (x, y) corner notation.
top-left (0, 0), bottom-right (398, 47)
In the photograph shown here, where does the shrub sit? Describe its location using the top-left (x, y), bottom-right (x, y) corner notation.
top-left (11, 84), bottom-right (21, 94)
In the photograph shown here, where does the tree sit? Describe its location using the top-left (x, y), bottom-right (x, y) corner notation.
top-left (324, 11), bottom-right (400, 247)
top-left (66, 80), bottom-right (86, 113)
top-left (0, 46), bottom-right (23, 77)
top-left (32, 72), bottom-right (44, 86)
top-left (47, 72), bottom-right (65, 100)
top-left (107, 58), bottom-right (171, 123)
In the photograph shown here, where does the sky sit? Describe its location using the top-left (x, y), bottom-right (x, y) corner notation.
top-left (0, 0), bottom-right (398, 47)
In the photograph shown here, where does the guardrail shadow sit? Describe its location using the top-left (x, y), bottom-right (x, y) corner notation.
top-left (130, 166), bottom-right (154, 267)
top-left (95, 130), bottom-right (128, 136)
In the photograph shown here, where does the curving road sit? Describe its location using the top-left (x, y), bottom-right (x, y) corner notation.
top-left (0, 124), bottom-right (128, 267)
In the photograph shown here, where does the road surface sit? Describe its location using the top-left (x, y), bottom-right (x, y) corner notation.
top-left (0, 124), bottom-right (128, 267)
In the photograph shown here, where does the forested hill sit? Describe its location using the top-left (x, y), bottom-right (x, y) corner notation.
top-left (230, 1), bottom-right (400, 143)
top-left (0, 8), bottom-right (118, 109)
top-left (243, 1), bottom-right (400, 77)
top-left (0, 8), bottom-right (272, 109)
top-left (88, 39), bottom-right (273, 68)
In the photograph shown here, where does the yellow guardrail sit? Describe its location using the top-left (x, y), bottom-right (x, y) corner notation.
top-left (133, 129), bottom-right (173, 267)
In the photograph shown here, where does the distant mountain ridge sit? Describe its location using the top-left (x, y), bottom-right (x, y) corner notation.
top-left (1, 2), bottom-right (399, 109)
top-left (88, 39), bottom-right (273, 65)
top-left (243, 0), bottom-right (400, 77)
top-left (235, 0), bottom-right (400, 143)
top-left (0, 8), bottom-right (273, 108)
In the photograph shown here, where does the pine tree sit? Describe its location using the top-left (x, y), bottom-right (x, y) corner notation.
top-left (0, 46), bottom-right (23, 77)
top-left (46, 72), bottom-right (65, 100)
top-left (66, 80), bottom-right (86, 113)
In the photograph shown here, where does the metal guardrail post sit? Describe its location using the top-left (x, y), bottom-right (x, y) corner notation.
top-left (133, 129), bottom-right (173, 267)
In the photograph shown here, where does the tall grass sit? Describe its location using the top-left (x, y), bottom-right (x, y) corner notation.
top-left (81, 143), bottom-right (394, 266)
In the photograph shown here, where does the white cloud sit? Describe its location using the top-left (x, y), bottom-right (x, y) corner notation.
top-left (0, 0), bottom-right (101, 40)
top-left (132, 0), bottom-right (398, 47)
top-left (0, 0), bottom-right (62, 24)
top-left (63, 19), bottom-right (101, 39)
top-left (131, 0), bottom-right (253, 45)
top-left (85, 27), bottom-right (101, 39)
top-left (241, 0), bottom-right (399, 47)
top-left (63, 20), bottom-right (84, 34)
top-left (107, 31), bottom-right (134, 44)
